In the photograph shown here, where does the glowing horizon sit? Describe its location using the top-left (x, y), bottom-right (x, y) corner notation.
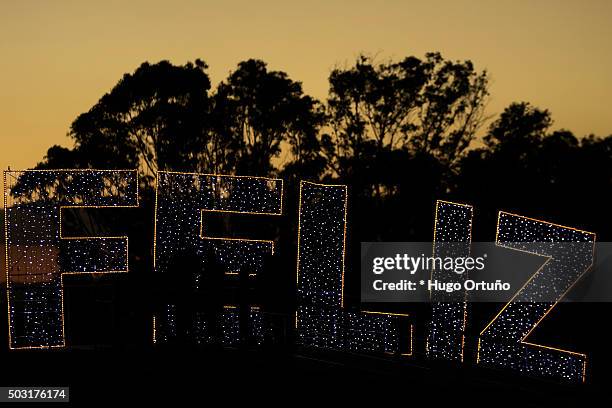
top-left (2, 0), bottom-right (611, 172)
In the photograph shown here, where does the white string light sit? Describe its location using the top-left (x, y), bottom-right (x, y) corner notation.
top-left (477, 212), bottom-right (595, 382)
top-left (152, 171), bottom-right (282, 344)
top-left (295, 181), bottom-right (409, 355)
top-left (427, 200), bottom-right (473, 362)
top-left (4, 169), bottom-right (138, 349)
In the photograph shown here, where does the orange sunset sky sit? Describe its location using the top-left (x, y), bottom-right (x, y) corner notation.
top-left (1, 0), bottom-right (611, 173)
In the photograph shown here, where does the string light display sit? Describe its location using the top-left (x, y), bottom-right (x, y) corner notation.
top-left (427, 200), bottom-right (473, 362)
top-left (249, 306), bottom-right (265, 346)
top-left (154, 304), bottom-right (178, 344)
top-left (153, 171), bottom-right (282, 345)
top-left (219, 305), bottom-right (265, 346)
top-left (221, 305), bottom-right (241, 346)
top-left (191, 311), bottom-right (212, 345)
top-left (4, 169), bottom-right (138, 349)
top-left (345, 311), bottom-right (402, 354)
top-left (477, 212), bottom-right (595, 383)
top-left (295, 181), bottom-right (408, 355)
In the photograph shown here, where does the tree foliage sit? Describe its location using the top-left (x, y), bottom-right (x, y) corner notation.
top-left (23, 53), bottom-right (612, 241)
top-left (322, 53), bottom-right (489, 179)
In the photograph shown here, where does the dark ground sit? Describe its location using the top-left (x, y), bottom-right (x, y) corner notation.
top-left (0, 347), bottom-right (604, 406)
top-left (0, 277), bottom-right (610, 406)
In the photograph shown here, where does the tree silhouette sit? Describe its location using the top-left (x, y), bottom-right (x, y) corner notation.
top-left (33, 59), bottom-right (325, 182)
top-left (18, 55), bottom-right (612, 243)
top-left (69, 60), bottom-right (211, 183)
top-left (483, 102), bottom-right (551, 150)
top-left (213, 59), bottom-right (324, 177)
top-left (321, 53), bottom-right (489, 180)
top-left (457, 102), bottom-right (612, 240)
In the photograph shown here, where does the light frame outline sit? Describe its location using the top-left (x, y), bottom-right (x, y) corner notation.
top-left (476, 210), bottom-right (595, 382)
top-left (4, 168), bottom-right (139, 350)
